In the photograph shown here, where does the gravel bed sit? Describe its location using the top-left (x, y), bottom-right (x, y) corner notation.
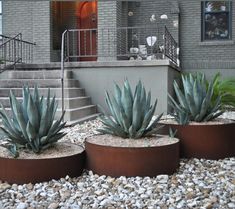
top-left (0, 112), bottom-right (235, 209)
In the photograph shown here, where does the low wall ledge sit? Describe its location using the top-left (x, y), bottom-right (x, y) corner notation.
top-left (66, 60), bottom-right (180, 71)
top-left (15, 60), bottom-right (180, 72)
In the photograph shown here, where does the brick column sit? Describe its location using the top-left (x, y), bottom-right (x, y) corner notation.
top-left (97, 0), bottom-right (118, 61)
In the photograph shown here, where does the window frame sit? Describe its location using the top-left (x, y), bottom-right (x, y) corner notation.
top-left (201, 1), bottom-right (232, 42)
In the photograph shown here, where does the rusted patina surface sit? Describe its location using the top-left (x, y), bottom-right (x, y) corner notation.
top-left (85, 138), bottom-right (179, 177)
top-left (160, 122), bottom-right (235, 160)
top-left (0, 147), bottom-right (85, 184)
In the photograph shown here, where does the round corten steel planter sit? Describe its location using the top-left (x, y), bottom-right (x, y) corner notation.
top-left (159, 121), bottom-right (235, 160)
top-left (0, 143), bottom-right (85, 184)
top-left (85, 136), bottom-right (179, 177)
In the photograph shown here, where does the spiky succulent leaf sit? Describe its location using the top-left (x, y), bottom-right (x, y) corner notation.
top-left (98, 80), bottom-right (163, 139)
top-left (169, 73), bottom-right (223, 124)
top-left (27, 94), bottom-right (40, 131)
top-left (0, 144), bottom-right (19, 158)
top-left (22, 86), bottom-right (29, 122)
top-left (121, 85), bottom-right (132, 125)
top-left (10, 90), bottom-right (28, 140)
top-left (0, 86), bottom-right (66, 157)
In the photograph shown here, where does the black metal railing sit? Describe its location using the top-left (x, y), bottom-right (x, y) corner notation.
top-left (61, 26), bottom-right (175, 62)
top-left (164, 26), bottom-right (178, 64)
top-left (0, 33), bottom-right (36, 71)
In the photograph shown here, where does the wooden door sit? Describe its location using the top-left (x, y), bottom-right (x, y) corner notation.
top-left (78, 1), bottom-right (97, 61)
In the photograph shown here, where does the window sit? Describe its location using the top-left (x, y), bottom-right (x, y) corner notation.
top-left (202, 1), bottom-right (232, 41)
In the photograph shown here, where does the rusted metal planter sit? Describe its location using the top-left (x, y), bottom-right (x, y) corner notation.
top-left (160, 122), bottom-right (235, 160)
top-left (0, 144), bottom-right (85, 184)
top-left (85, 136), bottom-right (179, 177)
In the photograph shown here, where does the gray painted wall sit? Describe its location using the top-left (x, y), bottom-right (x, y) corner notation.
top-left (71, 62), bottom-right (179, 115)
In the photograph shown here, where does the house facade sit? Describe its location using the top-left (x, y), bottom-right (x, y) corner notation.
top-left (2, 0), bottom-right (235, 77)
top-left (0, 0), bottom-right (234, 122)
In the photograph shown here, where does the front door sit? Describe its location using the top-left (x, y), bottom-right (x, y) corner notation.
top-left (78, 1), bottom-right (97, 61)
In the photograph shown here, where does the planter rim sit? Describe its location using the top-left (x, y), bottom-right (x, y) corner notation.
top-left (159, 120), bottom-right (235, 127)
top-left (0, 142), bottom-right (84, 161)
top-left (85, 136), bottom-right (179, 150)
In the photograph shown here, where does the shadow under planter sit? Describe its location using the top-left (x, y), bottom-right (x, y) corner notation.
top-left (0, 143), bottom-right (85, 184)
top-left (159, 120), bottom-right (235, 160)
top-left (85, 135), bottom-right (180, 177)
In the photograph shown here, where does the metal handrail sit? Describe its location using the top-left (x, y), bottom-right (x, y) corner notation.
top-left (0, 33), bottom-right (36, 72)
top-left (0, 33), bottom-right (22, 70)
top-left (0, 34), bottom-right (36, 46)
top-left (60, 30), bottom-right (69, 119)
top-left (164, 26), bottom-right (178, 64)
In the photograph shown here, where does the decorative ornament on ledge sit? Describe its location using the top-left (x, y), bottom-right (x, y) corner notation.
top-left (150, 14), bottom-right (168, 23)
top-left (146, 36), bottom-right (157, 47)
top-left (150, 14), bottom-right (156, 23)
top-left (128, 11), bottom-right (134, 17)
top-left (160, 14), bottom-right (168, 20)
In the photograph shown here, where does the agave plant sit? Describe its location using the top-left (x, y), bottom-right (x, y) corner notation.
top-left (168, 73), bottom-right (223, 125)
top-left (98, 79), bottom-right (163, 139)
top-left (0, 86), bottom-right (66, 158)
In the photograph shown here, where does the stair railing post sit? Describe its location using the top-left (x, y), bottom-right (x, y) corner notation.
top-left (61, 30), bottom-right (68, 121)
top-left (20, 33), bottom-right (23, 63)
top-left (13, 38), bottom-right (16, 70)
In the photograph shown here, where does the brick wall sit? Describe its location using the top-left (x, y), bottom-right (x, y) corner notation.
top-left (179, 0), bottom-right (235, 71)
top-left (97, 0), bottom-right (118, 60)
top-left (117, 1), bottom-right (128, 58)
top-left (2, 1), bottom-right (51, 63)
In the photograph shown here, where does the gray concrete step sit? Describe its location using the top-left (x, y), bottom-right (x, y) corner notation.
top-left (58, 105), bottom-right (97, 121)
top-left (59, 97), bottom-right (92, 109)
top-left (0, 79), bottom-right (79, 88)
top-left (3, 70), bottom-right (73, 79)
top-left (0, 114), bottom-right (100, 128)
top-left (0, 87), bottom-right (85, 98)
top-left (0, 65), bottom-right (98, 124)
top-left (67, 113), bottom-right (101, 126)
top-left (0, 105), bottom-right (97, 122)
top-left (0, 96), bottom-right (91, 109)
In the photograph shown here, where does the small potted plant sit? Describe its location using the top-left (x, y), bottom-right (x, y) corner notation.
top-left (160, 73), bottom-right (235, 160)
top-left (0, 86), bottom-right (85, 184)
top-left (85, 80), bottom-right (179, 177)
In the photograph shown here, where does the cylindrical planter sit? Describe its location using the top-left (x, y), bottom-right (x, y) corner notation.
top-left (0, 143), bottom-right (85, 184)
top-left (159, 121), bottom-right (235, 160)
top-left (85, 135), bottom-right (179, 177)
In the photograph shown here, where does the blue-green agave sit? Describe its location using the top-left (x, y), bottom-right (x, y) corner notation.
top-left (98, 80), bottom-right (163, 139)
top-left (0, 86), bottom-right (66, 157)
top-left (168, 73), bottom-right (223, 125)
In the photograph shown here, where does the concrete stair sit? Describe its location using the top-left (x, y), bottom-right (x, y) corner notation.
top-left (0, 69), bottom-right (99, 126)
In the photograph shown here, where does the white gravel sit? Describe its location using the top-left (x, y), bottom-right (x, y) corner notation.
top-left (0, 111), bottom-right (235, 209)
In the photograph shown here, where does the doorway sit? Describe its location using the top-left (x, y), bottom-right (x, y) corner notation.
top-left (77, 1), bottom-right (97, 61)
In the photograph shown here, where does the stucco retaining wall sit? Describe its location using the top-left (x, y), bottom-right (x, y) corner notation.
top-left (70, 60), bottom-right (180, 115)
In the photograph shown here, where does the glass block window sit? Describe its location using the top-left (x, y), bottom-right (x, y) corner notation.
top-left (202, 1), bottom-right (232, 41)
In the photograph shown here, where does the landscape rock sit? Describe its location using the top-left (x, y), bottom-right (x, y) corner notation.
top-left (0, 116), bottom-right (235, 208)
